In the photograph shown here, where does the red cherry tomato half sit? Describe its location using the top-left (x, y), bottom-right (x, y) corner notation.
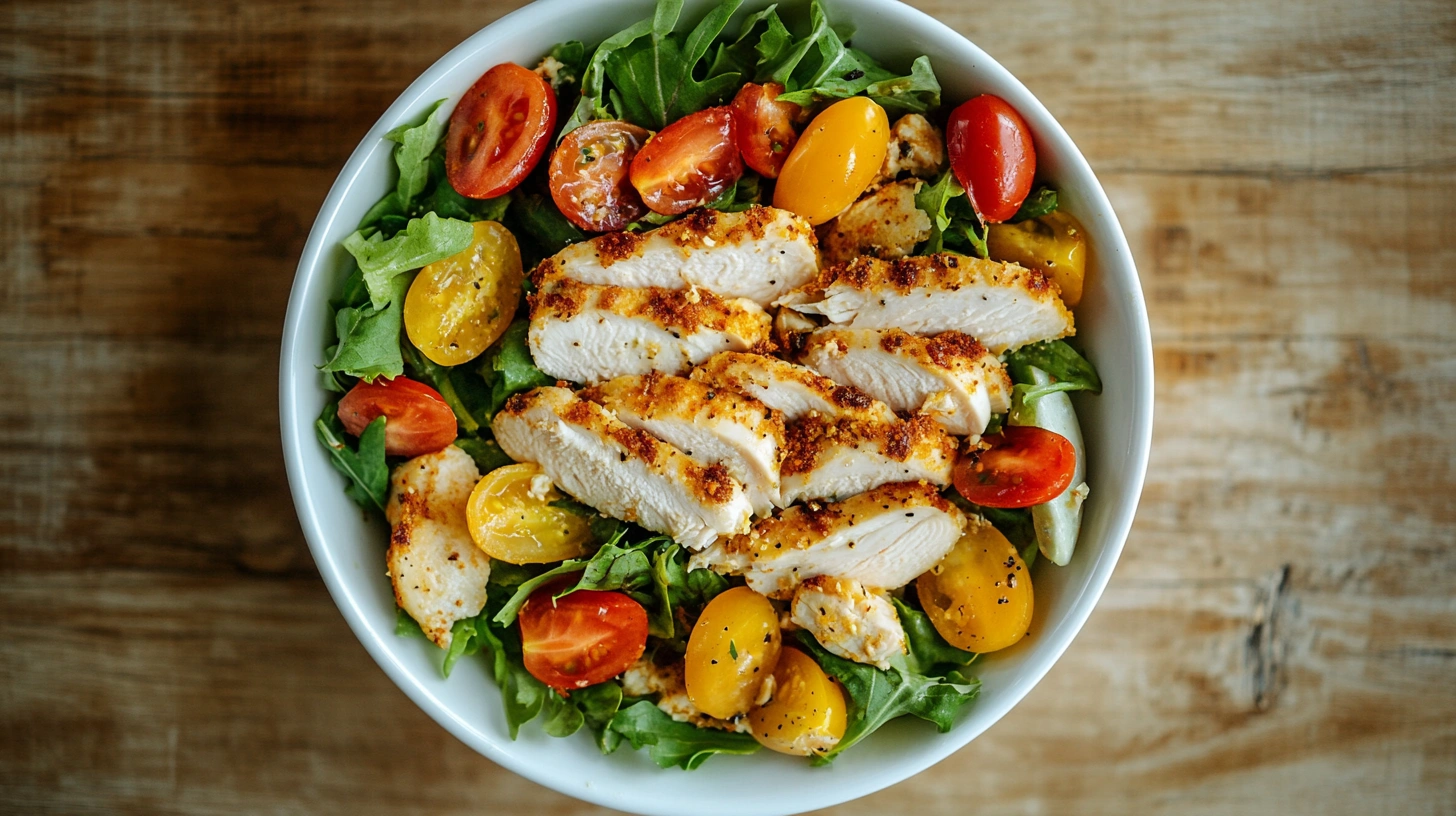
top-left (629, 106), bottom-right (743, 216)
top-left (337, 377), bottom-right (457, 458)
top-left (446, 63), bottom-right (557, 199)
top-left (945, 94), bottom-right (1036, 224)
top-left (731, 82), bottom-right (801, 178)
top-left (549, 120), bottom-right (652, 232)
top-left (952, 425), bottom-right (1075, 508)
top-left (519, 584), bottom-right (649, 691)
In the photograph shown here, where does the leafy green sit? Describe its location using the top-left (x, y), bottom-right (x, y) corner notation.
top-left (490, 529), bottom-right (664, 627)
top-left (319, 271), bottom-right (410, 382)
top-left (1009, 185), bottom-right (1058, 223)
top-left (400, 340), bottom-right (493, 434)
top-left (415, 149), bottom-right (512, 224)
top-left (892, 596), bottom-right (975, 675)
top-left (1013, 380), bottom-right (1083, 407)
top-left (572, 682), bottom-right (626, 752)
top-left (607, 700), bottom-right (761, 769)
top-left (983, 412), bottom-right (1005, 436)
top-left (605, 0), bottom-right (745, 130)
top-left (545, 41), bottom-right (589, 90)
top-left (560, 9), bottom-right (660, 135)
top-left (797, 631), bottom-right (980, 760)
top-left (651, 543), bottom-right (729, 639)
top-left (343, 212), bottom-right (475, 309)
top-left (386, 99), bottom-right (450, 205)
top-left (506, 193), bottom-right (587, 266)
top-left (452, 437), bottom-right (513, 474)
top-left (864, 55), bottom-right (941, 114)
top-left (481, 319), bottom-right (554, 414)
top-left (1002, 339), bottom-right (1102, 393)
top-left (914, 170), bottom-right (988, 258)
top-left (316, 408), bottom-right (389, 513)
top-left (943, 491), bottom-right (1039, 567)
top-left (705, 5), bottom-right (783, 78)
top-left (395, 606), bottom-right (425, 638)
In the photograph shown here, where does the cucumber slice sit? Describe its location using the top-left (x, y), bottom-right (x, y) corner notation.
top-left (1008, 366), bottom-right (1088, 566)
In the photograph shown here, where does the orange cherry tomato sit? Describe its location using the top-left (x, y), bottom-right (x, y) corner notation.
top-left (946, 94), bottom-right (1035, 224)
top-left (772, 97), bottom-right (889, 225)
top-left (952, 425), bottom-right (1075, 508)
top-left (629, 107), bottom-right (743, 215)
top-left (731, 82), bottom-right (801, 178)
top-left (446, 63), bottom-right (557, 199)
top-left (549, 120), bottom-right (652, 231)
top-left (337, 376), bottom-right (457, 458)
top-left (518, 584), bottom-right (649, 691)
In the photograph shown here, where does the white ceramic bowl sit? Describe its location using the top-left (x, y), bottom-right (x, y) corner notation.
top-left (279, 0), bottom-right (1153, 812)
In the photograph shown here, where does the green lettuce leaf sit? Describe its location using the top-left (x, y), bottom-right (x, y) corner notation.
top-left (605, 0), bottom-right (745, 129)
top-left (1009, 185), bottom-right (1059, 223)
top-left (607, 700), bottom-right (760, 769)
top-left (413, 148), bottom-right (512, 224)
top-left (315, 407), bottom-right (389, 513)
top-left (560, 9), bottom-right (660, 135)
top-left (386, 99), bottom-right (449, 205)
top-left (797, 631), bottom-right (980, 760)
top-left (319, 270), bottom-right (410, 382)
top-left (482, 319), bottom-right (554, 414)
top-left (864, 55), bottom-right (941, 114)
top-left (343, 212), bottom-right (474, 309)
top-left (395, 606), bottom-right (425, 638)
top-left (914, 170), bottom-right (988, 258)
top-left (892, 596), bottom-right (975, 676)
top-left (452, 437), bottom-right (513, 474)
top-left (1002, 339), bottom-right (1102, 394)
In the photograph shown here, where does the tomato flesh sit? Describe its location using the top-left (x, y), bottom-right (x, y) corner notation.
top-left (550, 120), bottom-right (652, 231)
top-left (629, 106), bottom-right (743, 215)
top-left (953, 425), bottom-right (1074, 508)
top-left (337, 377), bottom-right (457, 458)
top-left (446, 63), bottom-right (557, 199)
top-left (731, 82), bottom-right (800, 179)
top-left (519, 585), bottom-right (648, 691)
top-left (946, 94), bottom-right (1036, 224)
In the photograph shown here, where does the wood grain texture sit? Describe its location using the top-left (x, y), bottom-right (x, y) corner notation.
top-left (3, 0), bottom-right (1453, 814)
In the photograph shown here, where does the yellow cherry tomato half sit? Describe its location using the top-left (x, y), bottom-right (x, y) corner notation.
top-left (747, 646), bottom-right (847, 757)
top-left (986, 210), bottom-right (1088, 306)
top-left (404, 220), bottom-right (523, 366)
top-left (772, 97), bottom-right (890, 225)
top-left (917, 516), bottom-right (1034, 653)
top-left (684, 586), bottom-right (782, 720)
top-left (465, 463), bottom-right (592, 564)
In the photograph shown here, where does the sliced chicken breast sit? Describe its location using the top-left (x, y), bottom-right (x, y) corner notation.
top-left (776, 254), bottom-right (1074, 354)
top-left (529, 278), bottom-right (772, 384)
top-left (385, 445), bottom-right (491, 650)
top-left (689, 351), bottom-right (896, 424)
top-left (820, 179), bottom-right (931, 265)
top-left (690, 481), bottom-right (966, 598)
top-left (491, 386), bottom-right (752, 549)
top-left (582, 372), bottom-right (785, 517)
top-left (791, 576), bottom-right (907, 670)
top-left (778, 413), bottom-right (956, 505)
top-left (530, 206), bottom-right (819, 306)
top-left (798, 328), bottom-right (1012, 436)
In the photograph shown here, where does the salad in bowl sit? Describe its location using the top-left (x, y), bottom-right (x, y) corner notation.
top-left (311, 0), bottom-right (1107, 772)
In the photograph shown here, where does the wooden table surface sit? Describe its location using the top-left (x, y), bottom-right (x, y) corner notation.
top-left (4, 0), bottom-right (1454, 813)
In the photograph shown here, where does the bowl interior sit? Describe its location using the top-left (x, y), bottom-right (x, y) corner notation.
top-left (279, 1), bottom-right (1152, 813)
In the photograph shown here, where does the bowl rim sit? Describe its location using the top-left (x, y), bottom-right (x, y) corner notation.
top-left (279, 0), bottom-right (1153, 812)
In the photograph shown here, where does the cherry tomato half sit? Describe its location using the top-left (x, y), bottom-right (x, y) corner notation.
top-left (446, 63), bottom-right (557, 199)
top-left (550, 120), bottom-right (652, 231)
top-left (946, 94), bottom-right (1035, 224)
top-left (773, 97), bottom-right (889, 225)
top-left (519, 584), bottom-right (649, 691)
top-left (337, 377), bottom-right (457, 458)
top-left (952, 425), bottom-right (1075, 508)
top-left (629, 106), bottom-right (743, 215)
top-left (731, 82), bottom-right (801, 178)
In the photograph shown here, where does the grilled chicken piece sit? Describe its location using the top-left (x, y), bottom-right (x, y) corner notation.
top-left (582, 372), bottom-right (785, 517)
top-left (779, 413), bottom-right (956, 505)
top-left (528, 278), bottom-right (772, 384)
top-left (621, 657), bottom-right (750, 733)
top-left (820, 179), bottom-right (931, 265)
top-left (776, 254), bottom-right (1074, 354)
top-left (385, 445), bottom-right (491, 649)
top-left (690, 481), bottom-right (966, 598)
top-left (530, 206), bottom-right (819, 306)
top-left (689, 351), bottom-right (896, 424)
top-left (491, 387), bottom-right (752, 549)
top-left (797, 328), bottom-right (1012, 436)
top-left (875, 114), bottom-right (947, 184)
top-left (791, 576), bottom-right (907, 670)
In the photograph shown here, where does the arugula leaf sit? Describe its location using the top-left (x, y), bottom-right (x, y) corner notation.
top-left (605, 0), bottom-right (745, 129)
top-left (491, 529), bottom-right (663, 627)
top-left (385, 99), bottom-right (449, 205)
top-left (706, 5), bottom-right (783, 78)
top-left (343, 212), bottom-right (474, 309)
top-left (320, 270), bottom-right (410, 382)
top-left (467, 615), bottom-right (564, 738)
top-left (315, 407), bottom-right (389, 513)
top-left (651, 543), bottom-right (728, 639)
top-left (608, 700), bottom-right (760, 769)
top-left (506, 192), bottom-right (587, 266)
top-left (482, 319), bottom-right (554, 414)
top-left (1009, 186), bottom-right (1059, 223)
top-left (797, 631), bottom-right (980, 760)
top-left (571, 682), bottom-right (626, 753)
top-left (400, 339), bottom-right (492, 434)
top-left (892, 596), bottom-right (975, 675)
top-left (914, 170), bottom-right (988, 258)
top-left (1013, 380), bottom-right (1083, 407)
top-left (864, 55), bottom-right (941, 114)
top-left (1002, 339), bottom-right (1102, 394)
top-left (560, 10), bottom-right (659, 135)
top-left (452, 437), bottom-right (513, 474)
